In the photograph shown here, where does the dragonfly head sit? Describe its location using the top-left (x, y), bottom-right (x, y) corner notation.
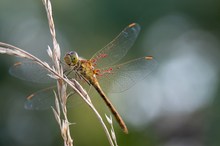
top-left (64, 51), bottom-right (79, 66)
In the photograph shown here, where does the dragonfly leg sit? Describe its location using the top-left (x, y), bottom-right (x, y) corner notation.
top-left (77, 72), bottom-right (91, 86)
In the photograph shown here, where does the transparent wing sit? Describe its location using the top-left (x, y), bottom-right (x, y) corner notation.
top-left (10, 61), bottom-right (85, 110)
top-left (9, 61), bottom-right (54, 84)
top-left (97, 56), bottom-right (158, 93)
top-left (24, 87), bottom-right (56, 110)
top-left (24, 86), bottom-right (79, 110)
top-left (90, 23), bottom-right (141, 68)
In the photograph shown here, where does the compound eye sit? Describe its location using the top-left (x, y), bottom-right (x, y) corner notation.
top-left (64, 54), bottom-right (72, 65)
top-left (64, 51), bottom-right (79, 66)
top-left (70, 51), bottom-right (79, 64)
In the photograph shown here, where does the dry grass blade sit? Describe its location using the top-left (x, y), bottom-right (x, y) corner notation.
top-left (42, 0), bottom-right (117, 145)
top-left (0, 0), bottom-right (119, 146)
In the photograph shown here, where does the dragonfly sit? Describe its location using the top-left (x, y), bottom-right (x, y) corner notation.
top-left (9, 23), bottom-right (157, 133)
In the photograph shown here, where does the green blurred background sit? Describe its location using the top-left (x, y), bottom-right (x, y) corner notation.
top-left (0, 0), bottom-right (220, 146)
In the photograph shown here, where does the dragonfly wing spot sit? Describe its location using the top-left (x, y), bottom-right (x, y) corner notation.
top-left (128, 23), bottom-right (136, 27)
top-left (27, 94), bottom-right (34, 100)
top-left (145, 56), bottom-right (153, 60)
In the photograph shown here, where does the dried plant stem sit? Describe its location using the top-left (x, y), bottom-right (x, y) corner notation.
top-left (0, 0), bottom-right (119, 146)
top-left (41, 1), bottom-right (117, 145)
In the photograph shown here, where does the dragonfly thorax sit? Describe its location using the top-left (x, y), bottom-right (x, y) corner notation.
top-left (64, 51), bottom-right (97, 83)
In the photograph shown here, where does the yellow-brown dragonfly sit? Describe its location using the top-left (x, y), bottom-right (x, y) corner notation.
top-left (10, 23), bottom-right (157, 133)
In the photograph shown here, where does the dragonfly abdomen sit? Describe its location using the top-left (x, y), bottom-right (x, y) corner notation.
top-left (91, 81), bottom-right (128, 134)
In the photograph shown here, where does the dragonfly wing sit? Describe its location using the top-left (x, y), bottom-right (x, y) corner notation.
top-left (98, 57), bottom-right (158, 93)
top-left (24, 86), bottom-right (79, 110)
top-left (90, 23), bottom-right (141, 68)
top-left (24, 86), bottom-right (56, 110)
top-left (9, 61), bottom-right (54, 84)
